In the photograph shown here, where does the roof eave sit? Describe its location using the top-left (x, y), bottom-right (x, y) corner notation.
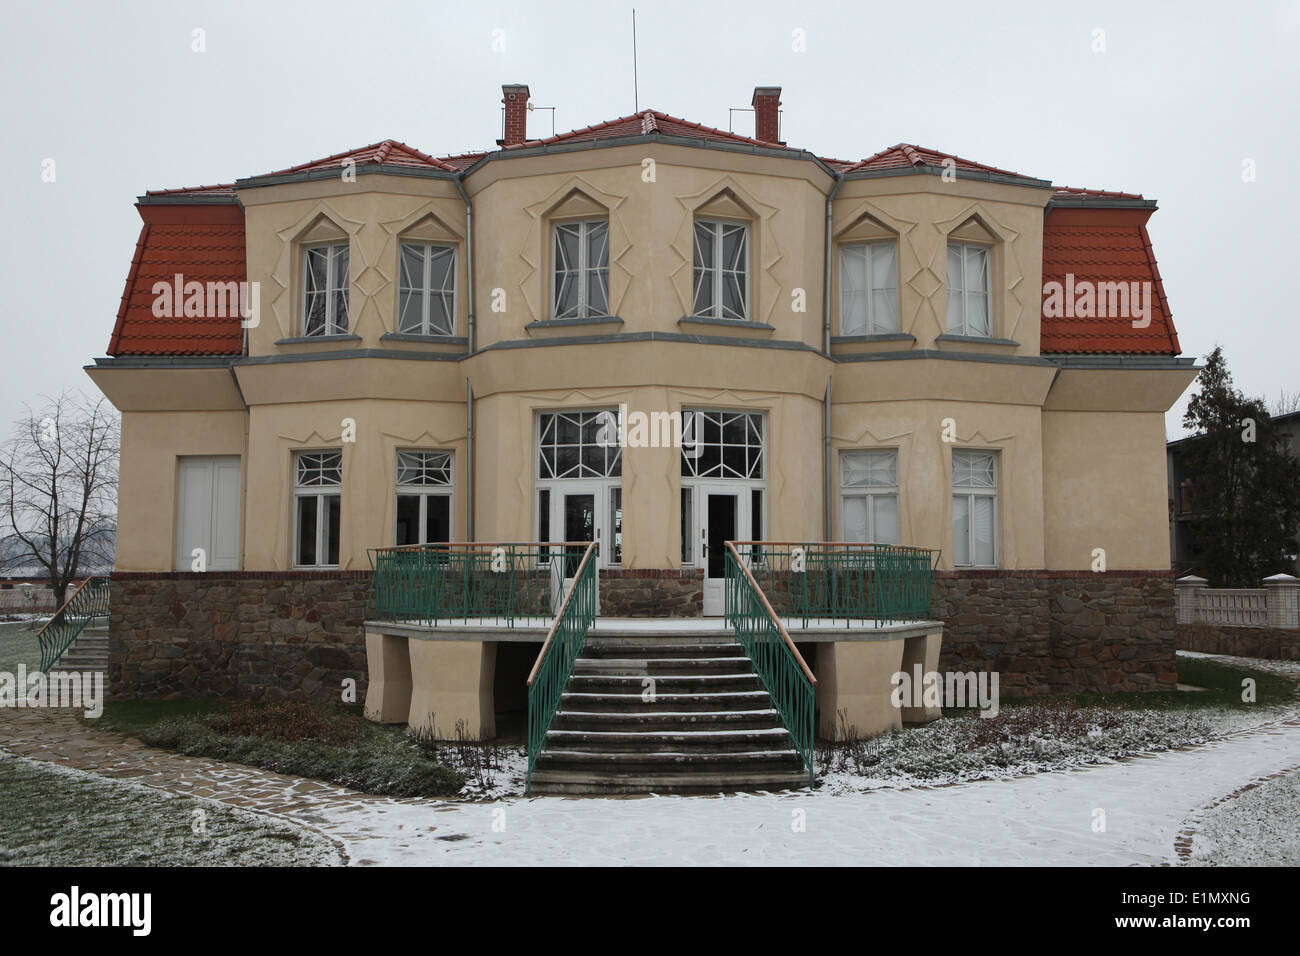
top-left (233, 163), bottom-right (459, 191)
top-left (843, 164), bottom-right (1054, 191)
top-left (1047, 195), bottom-right (1159, 210)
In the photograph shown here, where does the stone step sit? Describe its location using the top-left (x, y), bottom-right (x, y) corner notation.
top-left (566, 673), bottom-right (764, 694)
top-left (551, 708), bottom-right (782, 733)
top-left (545, 727), bottom-right (794, 753)
top-left (527, 768), bottom-right (811, 795)
top-left (582, 640), bottom-right (746, 659)
top-left (573, 657), bottom-right (750, 677)
top-left (560, 689), bottom-right (774, 713)
top-left (534, 749), bottom-right (804, 775)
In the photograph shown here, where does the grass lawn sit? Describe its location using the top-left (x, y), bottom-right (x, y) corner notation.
top-left (817, 655), bottom-right (1300, 792)
top-left (0, 620), bottom-right (43, 674)
top-left (88, 699), bottom-right (514, 799)
top-left (0, 751), bottom-right (342, 866)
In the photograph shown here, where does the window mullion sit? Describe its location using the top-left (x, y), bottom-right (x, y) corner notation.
top-left (422, 246), bottom-right (433, 335)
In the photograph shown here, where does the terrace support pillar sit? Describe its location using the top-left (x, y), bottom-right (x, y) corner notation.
top-left (899, 629), bottom-right (944, 724)
top-left (363, 632), bottom-right (412, 724)
top-left (814, 640), bottom-right (905, 740)
top-left (407, 639), bottom-right (497, 740)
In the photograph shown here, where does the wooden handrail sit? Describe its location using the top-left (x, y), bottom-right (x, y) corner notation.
top-left (33, 575), bottom-right (94, 642)
top-left (729, 540), bottom-right (936, 550)
top-left (525, 540), bottom-right (599, 687)
top-left (724, 541), bottom-right (817, 686)
top-left (372, 541), bottom-right (593, 553)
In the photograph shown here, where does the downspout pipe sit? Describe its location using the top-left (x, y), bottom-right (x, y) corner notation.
top-left (822, 173), bottom-right (843, 541)
top-left (822, 171), bottom-right (844, 356)
top-left (466, 379), bottom-right (475, 542)
top-left (455, 175), bottom-right (476, 353)
top-left (823, 377), bottom-right (832, 542)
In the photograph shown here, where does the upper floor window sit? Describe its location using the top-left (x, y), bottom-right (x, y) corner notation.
top-left (553, 220), bottom-right (609, 319)
top-left (841, 450), bottom-right (900, 544)
top-left (395, 450), bottom-right (452, 546)
top-left (294, 451), bottom-right (341, 567)
top-left (952, 450), bottom-right (997, 567)
top-left (946, 242), bottom-right (990, 337)
top-left (840, 242), bottom-right (898, 335)
top-left (398, 243), bottom-right (456, 335)
top-left (303, 243), bottom-right (350, 337)
top-left (692, 220), bottom-right (748, 321)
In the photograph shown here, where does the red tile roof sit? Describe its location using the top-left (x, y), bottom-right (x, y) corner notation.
top-left (108, 204), bottom-right (247, 356)
top-left (254, 138), bottom-right (459, 176)
top-left (502, 109), bottom-right (793, 153)
top-left (840, 143), bottom-right (1036, 180)
top-left (1040, 206), bottom-right (1179, 355)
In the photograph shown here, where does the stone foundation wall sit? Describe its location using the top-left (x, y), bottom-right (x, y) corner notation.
top-left (109, 572), bottom-right (370, 702)
top-left (935, 571), bottom-right (1178, 695)
top-left (1177, 623), bottom-right (1300, 660)
top-left (600, 569), bottom-right (703, 616)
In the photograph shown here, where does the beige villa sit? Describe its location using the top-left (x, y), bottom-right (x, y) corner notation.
top-left (88, 86), bottom-right (1195, 780)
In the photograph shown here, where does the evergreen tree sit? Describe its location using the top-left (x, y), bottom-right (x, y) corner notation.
top-left (1180, 347), bottom-right (1300, 586)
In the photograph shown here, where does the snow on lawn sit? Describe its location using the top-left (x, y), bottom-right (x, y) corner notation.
top-left (299, 715), bottom-right (1300, 866)
top-left (1185, 767), bottom-right (1300, 867)
top-left (0, 750), bottom-right (345, 866)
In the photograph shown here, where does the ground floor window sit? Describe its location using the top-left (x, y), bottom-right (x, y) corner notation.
top-left (395, 450), bottom-right (452, 546)
top-left (840, 449), bottom-right (900, 544)
top-left (953, 450), bottom-right (997, 567)
top-left (294, 451), bottom-right (341, 567)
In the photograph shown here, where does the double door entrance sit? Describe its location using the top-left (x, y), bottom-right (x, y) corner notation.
top-left (540, 479), bottom-right (760, 616)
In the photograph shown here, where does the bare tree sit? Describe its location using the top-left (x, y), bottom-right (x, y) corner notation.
top-left (1270, 388), bottom-right (1300, 416)
top-left (0, 392), bottom-right (119, 604)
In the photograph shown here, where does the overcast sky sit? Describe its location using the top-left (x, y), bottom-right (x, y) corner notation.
top-left (1, 0), bottom-right (1295, 438)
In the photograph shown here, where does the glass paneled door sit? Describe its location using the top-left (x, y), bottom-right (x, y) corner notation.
top-left (541, 481), bottom-right (617, 575)
top-left (689, 482), bottom-right (752, 615)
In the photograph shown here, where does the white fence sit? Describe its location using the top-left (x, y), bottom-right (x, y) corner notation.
top-left (0, 587), bottom-right (57, 611)
top-left (1176, 574), bottom-right (1300, 629)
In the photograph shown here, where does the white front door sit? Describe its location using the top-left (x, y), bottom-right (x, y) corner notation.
top-left (691, 483), bottom-right (751, 616)
top-left (176, 456), bottom-right (241, 571)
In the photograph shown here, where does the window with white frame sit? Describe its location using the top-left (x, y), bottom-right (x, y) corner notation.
top-left (303, 243), bottom-right (350, 336)
top-left (395, 451), bottom-right (452, 546)
top-left (692, 220), bottom-right (748, 320)
top-left (294, 451), bottom-right (341, 567)
top-left (952, 450), bottom-right (997, 567)
top-left (840, 450), bottom-right (900, 544)
top-left (680, 410), bottom-right (764, 480)
top-left (839, 242), bottom-right (899, 335)
top-left (398, 243), bottom-right (456, 335)
top-left (553, 220), bottom-right (609, 319)
top-left (946, 242), bottom-right (991, 336)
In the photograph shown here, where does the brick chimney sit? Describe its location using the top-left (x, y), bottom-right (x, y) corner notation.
top-left (752, 86), bottom-right (782, 145)
top-left (500, 84), bottom-right (530, 147)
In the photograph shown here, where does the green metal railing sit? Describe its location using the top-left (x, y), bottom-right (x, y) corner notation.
top-left (724, 543), bottom-right (816, 787)
top-left (37, 576), bottom-right (110, 673)
top-left (526, 541), bottom-right (599, 793)
top-left (367, 542), bottom-right (591, 626)
top-left (730, 541), bottom-right (940, 626)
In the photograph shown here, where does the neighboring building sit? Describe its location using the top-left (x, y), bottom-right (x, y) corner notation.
top-left (87, 84), bottom-right (1197, 707)
top-left (1168, 409), bottom-right (1300, 577)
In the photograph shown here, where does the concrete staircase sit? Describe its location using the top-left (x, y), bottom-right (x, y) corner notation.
top-left (47, 624), bottom-right (109, 683)
top-left (528, 626), bottom-right (811, 795)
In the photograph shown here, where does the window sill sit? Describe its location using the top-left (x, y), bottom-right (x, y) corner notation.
top-left (830, 333), bottom-right (916, 356)
top-left (934, 333), bottom-right (1020, 352)
top-left (677, 315), bottom-right (774, 339)
top-left (526, 315), bottom-right (624, 338)
top-left (275, 334), bottom-right (362, 346)
top-left (380, 332), bottom-right (468, 345)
